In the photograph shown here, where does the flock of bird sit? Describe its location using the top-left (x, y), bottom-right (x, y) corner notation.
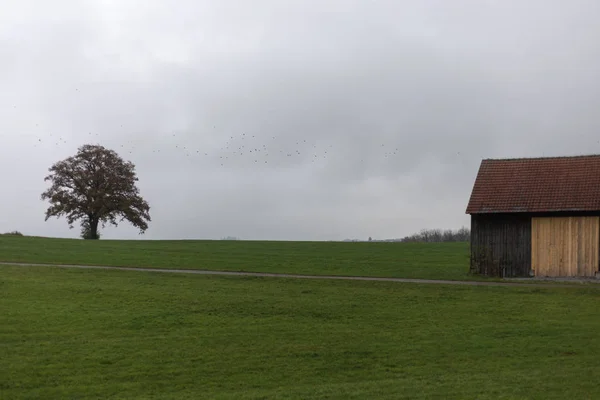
top-left (27, 123), bottom-right (600, 171)
top-left (14, 85), bottom-right (600, 171)
top-left (30, 127), bottom-right (409, 168)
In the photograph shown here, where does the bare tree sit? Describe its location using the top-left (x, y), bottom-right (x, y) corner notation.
top-left (400, 227), bottom-right (470, 243)
top-left (455, 226), bottom-right (470, 242)
top-left (41, 144), bottom-right (151, 240)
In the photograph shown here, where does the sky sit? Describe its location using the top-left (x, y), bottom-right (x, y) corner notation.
top-left (2, 0), bottom-right (600, 241)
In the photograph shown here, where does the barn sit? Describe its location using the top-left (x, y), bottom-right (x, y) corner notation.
top-left (465, 154), bottom-right (600, 278)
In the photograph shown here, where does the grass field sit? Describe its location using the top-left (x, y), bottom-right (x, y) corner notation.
top-left (0, 235), bottom-right (472, 280)
top-left (3, 265), bottom-right (600, 399)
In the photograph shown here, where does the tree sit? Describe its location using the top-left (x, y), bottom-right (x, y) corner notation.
top-left (399, 227), bottom-right (470, 243)
top-left (41, 144), bottom-right (151, 240)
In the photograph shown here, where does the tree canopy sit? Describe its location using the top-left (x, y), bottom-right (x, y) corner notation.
top-left (41, 144), bottom-right (151, 239)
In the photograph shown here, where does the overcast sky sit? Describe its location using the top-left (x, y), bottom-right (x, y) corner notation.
top-left (2, 0), bottom-right (600, 241)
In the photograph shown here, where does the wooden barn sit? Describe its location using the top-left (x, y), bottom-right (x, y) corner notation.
top-left (466, 154), bottom-right (600, 278)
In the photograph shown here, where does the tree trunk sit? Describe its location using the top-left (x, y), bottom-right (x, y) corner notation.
top-left (82, 216), bottom-right (100, 240)
top-left (89, 217), bottom-right (100, 240)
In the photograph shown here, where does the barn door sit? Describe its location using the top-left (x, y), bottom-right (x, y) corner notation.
top-left (531, 216), bottom-right (600, 277)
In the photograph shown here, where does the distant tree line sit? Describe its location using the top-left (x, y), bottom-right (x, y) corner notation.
top-left (221, 236), bottom-right (240, 240)
top-left (1, 230), bottom-right (24, 236)
top-left (399, 227), bottom-right (470, 243)
top-left (344, 227), bottom-right (470, 243)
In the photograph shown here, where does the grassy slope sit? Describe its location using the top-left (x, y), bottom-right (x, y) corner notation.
top-left (0, 236), bottom-right (471, 280)
top-left (2, 265), bottom-right (600, 399)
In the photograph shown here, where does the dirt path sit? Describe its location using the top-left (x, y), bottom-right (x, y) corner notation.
top-left (2, 261), bottom-right (600, 289)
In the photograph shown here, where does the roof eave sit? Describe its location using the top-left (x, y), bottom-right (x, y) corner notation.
top-left (467, 208), bottom-right (600, 214)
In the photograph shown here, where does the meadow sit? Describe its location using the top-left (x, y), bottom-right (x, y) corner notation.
top-left (0, 235), bottom-right (471, 280)
top-left (3, 265), bottom-right (600, 399)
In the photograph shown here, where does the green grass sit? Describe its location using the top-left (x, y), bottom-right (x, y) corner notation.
top-left (2, 265), bottom-right (600, 399)
top-left (0, 235), bottom-right (472, 280)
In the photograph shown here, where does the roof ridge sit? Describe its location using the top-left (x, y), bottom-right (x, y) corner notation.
top-left (483, 154), bottom-right (600, 162)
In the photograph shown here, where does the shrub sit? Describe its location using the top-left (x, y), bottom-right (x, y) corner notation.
top-left (1, 230), bottom-right (24, 236)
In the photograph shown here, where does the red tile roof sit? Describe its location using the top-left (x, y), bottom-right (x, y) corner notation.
top-left (466, 154), bottom-right (600, 214)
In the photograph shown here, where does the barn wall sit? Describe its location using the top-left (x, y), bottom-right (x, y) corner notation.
top-left (532, 216), bottom-right (600, 277)
top-left (470, 214), bottom-right (532, 277)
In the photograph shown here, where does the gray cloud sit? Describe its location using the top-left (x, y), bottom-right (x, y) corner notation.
top-left (2, 0), bottom-right (600, 240)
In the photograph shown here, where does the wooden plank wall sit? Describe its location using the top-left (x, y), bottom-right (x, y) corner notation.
top-left (470, 214), bottom-right (532, 277)
top-left (531, 216), bottom-right (600, 277)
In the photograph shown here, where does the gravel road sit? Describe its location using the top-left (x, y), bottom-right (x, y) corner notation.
top-left (3, 261), bottom-right (600, 289)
